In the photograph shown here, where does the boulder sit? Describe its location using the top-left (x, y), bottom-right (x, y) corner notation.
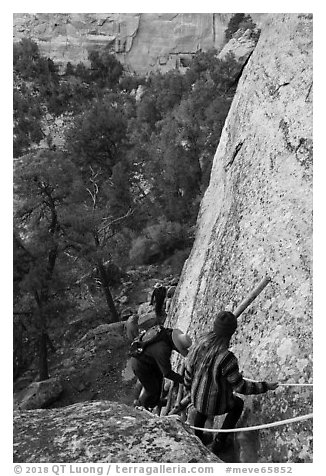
top-left (218, 27), bottom-right (259, 63)
top-left (118, 295), bottom-right (128, 304)
top-left (15, 377), bottom-right (63, 410)
top-left (120, 308), bottom-right (133, 320)
top-left (80, 322), bottom-right (126, 345)
top-left (13, 401), bottom-right (221, 463)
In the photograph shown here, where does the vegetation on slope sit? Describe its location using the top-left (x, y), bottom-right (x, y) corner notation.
top-left (13, 15), bottom-right (258, 381)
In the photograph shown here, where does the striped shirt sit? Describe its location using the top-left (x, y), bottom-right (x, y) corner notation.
top-left (184, 343), bottom-right (268, 416)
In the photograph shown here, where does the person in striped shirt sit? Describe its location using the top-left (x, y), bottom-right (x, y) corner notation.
top-left (184, 310), bottom-right (278, 453)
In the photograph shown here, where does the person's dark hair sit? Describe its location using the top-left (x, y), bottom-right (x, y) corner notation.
top-left (191, 330), bottom-right (231, 370)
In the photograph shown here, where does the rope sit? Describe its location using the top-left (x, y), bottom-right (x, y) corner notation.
top-left (245, 378), bottom-right (313, 387)
top-left (189, 412), bottom-right (313, 433)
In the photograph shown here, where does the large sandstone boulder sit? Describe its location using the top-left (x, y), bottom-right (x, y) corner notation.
top-left (13, 401), bottom-right (221, 463)
top-left (217, 27), bottom-right (259, 63)
top-left (80, 322), bottom-right (126, 343)
top-left (15, 378), bottom-right (63, 410)
top-left (168, 13), bottom-right (313, 463)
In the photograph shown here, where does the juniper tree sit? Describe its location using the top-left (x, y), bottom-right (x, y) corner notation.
top-left (63, 94), bottom-right (138, 318)
top-left (14, 150), bottom-right (78, 379)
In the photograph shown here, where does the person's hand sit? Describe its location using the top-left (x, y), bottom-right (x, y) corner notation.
top-left (266, 382), bottom-right (278, 390)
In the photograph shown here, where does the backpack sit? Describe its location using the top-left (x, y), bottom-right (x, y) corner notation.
top-left (128, 325), bottom-right (167, 358)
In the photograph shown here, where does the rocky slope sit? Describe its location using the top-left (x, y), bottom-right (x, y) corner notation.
top-left (167, 13), bottom-right (313, 463)
top-left (13, 13), bottom-right (233, 74)
top-left (13, 266), bottom-right (176, 410)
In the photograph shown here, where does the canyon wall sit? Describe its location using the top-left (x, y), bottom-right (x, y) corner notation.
top-left (13, 13), bottom-right (234, 74)
top-left (168, 13), bottom-right (313, 463)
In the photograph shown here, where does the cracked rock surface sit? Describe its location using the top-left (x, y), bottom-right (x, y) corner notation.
top-left (13, 401), bottom-right (221, 463)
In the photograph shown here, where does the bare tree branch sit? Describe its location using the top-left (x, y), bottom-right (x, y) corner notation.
top-left (98, 207), bottom-right (134, 243)
top-left (86, 166), bottom-right (101, 209)
top-left (86, 187), bottom-right (97, 207)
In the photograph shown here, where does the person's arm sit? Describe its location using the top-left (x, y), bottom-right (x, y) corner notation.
top-left (221, 351), bottom-right (278, 394)
top-left (184, 360), bottom-right (193, 391)
top-left (165, 369), bottom-right (184, 385)
top-left (150, 290), bottom-right (155, 305)
top-left (152, 342), bottom-right (183, 384)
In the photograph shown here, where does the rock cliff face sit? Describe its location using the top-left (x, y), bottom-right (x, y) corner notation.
top-left (168, 13), bottom-right (313, 463)
top-left (13, 401), bottom-right (220, 463)
top-left (13, 13), bottom-right (233, 74)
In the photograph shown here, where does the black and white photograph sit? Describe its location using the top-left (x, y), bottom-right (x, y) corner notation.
top-left (11, 3), bottom-right (315, 470)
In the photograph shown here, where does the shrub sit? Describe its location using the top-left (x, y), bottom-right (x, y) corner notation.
top-left (88, 49), bottom-right (124, 88)
top-left (129, 219), bottom-right (189, 265)
top-left (129, 235), bottom-right (156, 265)
top-left (107, 227), bottom-right (135, 268)
top-left (164, 248), bottom-right (191, 275)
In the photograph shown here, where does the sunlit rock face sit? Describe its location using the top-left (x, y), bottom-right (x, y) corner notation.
top-left (168, 13), bottom-right (313, 463)
top-left (13, 13), bottom-right (233, 74)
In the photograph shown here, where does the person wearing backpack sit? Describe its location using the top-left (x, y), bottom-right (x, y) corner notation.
top-left (165, 280), bottom-right (178, 313)
top-left (131, 326), bottom-right (192, 410)
top-left (150, 283), bottom-right (167, 323)
top-left (184, 311), bottom-right (278, 454)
